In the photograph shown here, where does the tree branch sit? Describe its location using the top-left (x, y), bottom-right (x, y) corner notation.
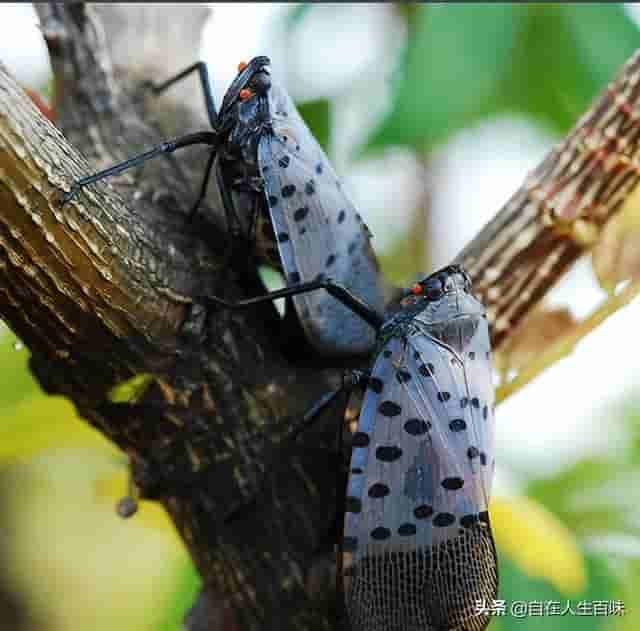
top-left (5, 4), bottom-right (345, 630)
top-left (455, 50), bottom-right (640, 349)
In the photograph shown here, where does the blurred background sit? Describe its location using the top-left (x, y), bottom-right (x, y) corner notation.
top-left (1, 3), bottom-right (640, 629)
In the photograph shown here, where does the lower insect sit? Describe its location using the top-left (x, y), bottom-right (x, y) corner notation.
top-left (204, 264), bottom-right (498, 630)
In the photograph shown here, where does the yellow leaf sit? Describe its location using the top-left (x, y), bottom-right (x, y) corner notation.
top-left (107, 373), bottom-right (155, 403)
top-left (0, 394), bottom-right (119, 464)
top-left (490, 495), bottom-right (586, 595)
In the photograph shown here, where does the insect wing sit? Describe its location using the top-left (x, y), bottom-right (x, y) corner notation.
top-left (257, 84), bottom-right (384, 356)
top-left (343, 326), bottom-right (497, 631)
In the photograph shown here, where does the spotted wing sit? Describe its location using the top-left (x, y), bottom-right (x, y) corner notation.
top-left (257, 84), bottom-right (384, 357)
top-left (343, 327), bottom-right (497, 631)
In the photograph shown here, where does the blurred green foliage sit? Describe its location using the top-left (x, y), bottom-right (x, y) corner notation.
top-left (365, 4), bottom-right (639, 152)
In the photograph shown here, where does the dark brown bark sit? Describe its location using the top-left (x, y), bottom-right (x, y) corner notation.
top-left (0, 4), bottom-right (638, 631)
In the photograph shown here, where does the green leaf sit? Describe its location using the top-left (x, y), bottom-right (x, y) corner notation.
top-left (155, 561), bottom-right (201, 631)
top-left (0, 329), bottom-right (39, 411)
top-left (498, 4), bottom-right (639, 133)
top-left (296, 98), bottom-right (331, 153)
top-left (365, 4), bottom-right (520, 152)
top-left (526, 458), bottom-right (640, 539)
top-left (364, 4), bottom-right (639, 153)
top-left (497, 553), bottom-right (619, 631)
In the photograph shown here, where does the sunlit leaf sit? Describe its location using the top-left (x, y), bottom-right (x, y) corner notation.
top-left (593, 185), bottom-right (640, 293)
top-left (108, 373), bottom-right (155, 404)
top-left (491, 495), bottom-right (587, 595)
top-left (0, 330), bottom-right (40, 411)
top-left (1, 453), bottom-right (188, 631)
top-left (0, 394), bottom-right (119, 464)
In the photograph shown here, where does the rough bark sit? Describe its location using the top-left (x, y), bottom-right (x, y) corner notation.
top-left (9, 4), bottom-right (343, 630)
top-left (0, 4), bottom-right (638, 631)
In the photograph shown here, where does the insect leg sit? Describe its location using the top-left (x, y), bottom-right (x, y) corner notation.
top-left (62, 131), bottom-right (220, 205)
top-left (214, 157), bottom-right (245, 264)
top-left (203, 279), bottom-right (385, 332)
top-left (287, 370), bottom-right (369, 443)
top-left (222, 370), bottom-right (368, 526)
top-left (145, 61), bottom-right (218, 129)
top-left (183, 147), bottom-right (218, 222)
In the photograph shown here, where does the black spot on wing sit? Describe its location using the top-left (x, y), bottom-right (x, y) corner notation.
top-left (404, 418), bottom-right (430, 435)
top-left (375, 446), bottom-right (403, 462)
top-left (370, 526), bottom-right (391, 541)
top-left (442, 477), bottom-right (464, 490)
top-left (396, 370), bottom-right (412, 383)
top-left (293, 206), bottom-right (309, 221)
top-left (433, 512), bottom-right (456, 527)
top-left (414, 504), bottom-right (433, 520)
top-left (368, 483), bottom-right (390, 498)
top-left (281, 184), bottom-right (296, 198)
top-left (378, 401), bottom-right (402, 417)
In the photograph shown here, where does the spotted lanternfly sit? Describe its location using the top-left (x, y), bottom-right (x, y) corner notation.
top-left (224, 57), bottom-right (384, 357)
top-left (342, 267), bottom-right (497, 631)
top-left (63, 56), bottom-right (384, 358)
top-left (206, 264), bottom-right (498, 631)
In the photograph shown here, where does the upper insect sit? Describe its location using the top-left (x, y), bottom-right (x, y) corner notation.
top-left (63, 56), bottom-right (385, 358)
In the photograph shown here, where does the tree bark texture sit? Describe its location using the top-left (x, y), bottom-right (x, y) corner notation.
top-left (0, 4), bottom-right (636, 631)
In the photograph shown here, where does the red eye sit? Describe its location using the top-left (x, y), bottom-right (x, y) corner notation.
top-left (411, 283), bottom-right (422, 295)
top-left (239, 88), bottom-right (253, 101)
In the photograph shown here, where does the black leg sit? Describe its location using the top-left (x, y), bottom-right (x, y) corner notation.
top-left (146, 61), bottom-right (218, 129)
top-left (185, 147), bottom-right (218, 222)
top-left (215, 156), bottom-right (244, 247)
top-left (222, 370), bottom-right (369, 526)
top-left (62, 131), bottom-right (220, 205)
top-left (287, 370), bottom-right (369, 443)
top-left (203, 279), bottom-right (385, 332)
